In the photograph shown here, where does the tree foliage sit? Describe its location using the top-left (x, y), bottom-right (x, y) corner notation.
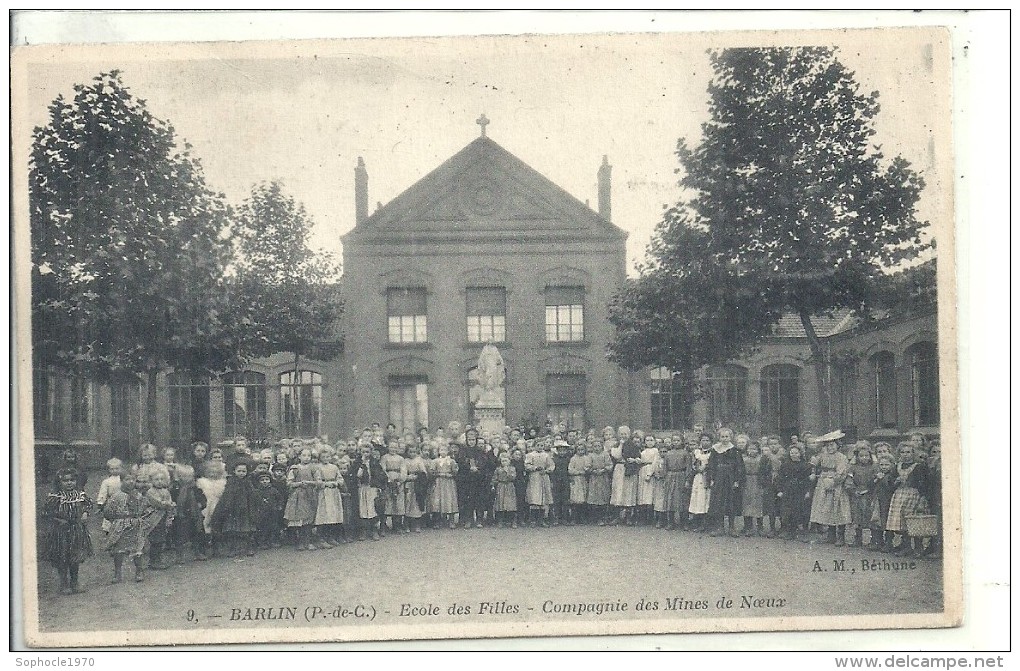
top-left (227, 181), bottom-right (343, 363)
top-left (30, 70), bottom-right (235, 382)
top-left (609, 47), bottom-right (930, 424)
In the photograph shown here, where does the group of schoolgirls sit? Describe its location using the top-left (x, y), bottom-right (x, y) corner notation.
top-left (39, 423), bottom-right (941, 594)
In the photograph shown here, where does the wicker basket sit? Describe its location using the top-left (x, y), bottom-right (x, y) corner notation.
top-left (905, 513), bottom-right (938, 537)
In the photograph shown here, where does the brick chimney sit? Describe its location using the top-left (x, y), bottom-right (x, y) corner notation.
top-left (597, 155), bottom-right (611, 222)
top-left (355, 156), bottom-right (369, 225)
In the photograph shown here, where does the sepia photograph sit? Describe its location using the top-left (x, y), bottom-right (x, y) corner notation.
top-left (11, 12), bottom-right (973, 650)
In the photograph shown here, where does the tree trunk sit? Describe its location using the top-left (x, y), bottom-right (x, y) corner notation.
top-left (146, 367), bottom-right (159, 444)
top-left (798, 310), bottom-right (831, 431)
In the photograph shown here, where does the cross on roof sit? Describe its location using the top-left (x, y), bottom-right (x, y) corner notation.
top-left (476, 113), bottom-right (490, 137)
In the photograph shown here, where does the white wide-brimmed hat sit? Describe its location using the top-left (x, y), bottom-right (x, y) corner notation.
top-left (814, 430), bottom-right (846, 443)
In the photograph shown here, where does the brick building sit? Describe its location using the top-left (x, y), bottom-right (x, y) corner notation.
top-left (339, 131), bottom-right (648, 435)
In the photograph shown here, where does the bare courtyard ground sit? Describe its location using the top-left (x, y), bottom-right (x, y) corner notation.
top-left (28, 474), bottom-right (943, 638)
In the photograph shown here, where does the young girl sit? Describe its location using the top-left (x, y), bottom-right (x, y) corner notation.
top-left (171, 465), bottom-right (207, 562)
top-left (707, 429), bottom-right (745, 537)
top-left (134, 443), bottom-right (170, 485)
top-left (145, 470), bottom-right (176, 569)
top-left (211, 460), bottom-right (257, 557)
top-left (103, 472), bottom-right (151, 583)
top-left (687, 435), bottom-right (712, 531)
top-left (189, 441), bottom-right (209, 475)
top-left (808, 434), bottom-right (852, 546)
top-left (403, 443), bottom-right (429, 532)
top-left (637, 433), bottom-right (660, 526)
top-left (42, 468), bottom-right (94, 594)
top-left (430, 444), bottom-right (459, 529)
top-left (492, 453), bottom-right (519, 528)
top-left (253, 471), bottom-right (285, 549)
top-left (586, 439), bottom-right (614, 526)
top-left (776, 445), bottom-right (813, 541)
top-left (762, 438), bottom-right (785, 537)
top-left (661, 437), bottom-right (690, 530)
top-left (871, 454), bottom-right (897, 552)
top-left (356, 445), bottom-right (386, 540)
top-left (741, 442), bottom-right (766, 536)
top-left (315, 447), bottom-right (346, 546)
top-left (647, 440), bottom-right (665, 527)
top-left (846, 444), bottom-right (878, 547)
top-left (196, 460), bottom-right (227, 557)
top-left (511, 443), bottom-right (529, 527)
top-left (284, 448), bottom-right (319, 550)
top-left (380, 440), bottom-right (408, 535)
top-left (54, 449), bottom-right (88, 491)
top-left (551, 440), bottom-right (572, 526)
top-left (886, 442), bottom-right (930, 557)
top-left (610, 429), bottom-right (641, 526)
top-left (96, 458), bottom-right (123, 535)
top-left (567, 441), bottom-right (590, 525)
top-left (525, 440), bottom-right (555, 527)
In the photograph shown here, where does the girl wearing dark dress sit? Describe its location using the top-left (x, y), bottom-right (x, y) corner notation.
top-left (706, 429), bottom-right (746, 537)
top-left (776, 446), bottom-right (813, 541)
top-left (871, 454), bottom-right (898, 552)
top-left (42, 468), bottom-right (94, 594)
top-left (211, 460), bottom-right (258, 557)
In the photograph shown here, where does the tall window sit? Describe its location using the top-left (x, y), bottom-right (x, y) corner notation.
top-left (111, 384), bottom-right (130, 430)
top-left (69, 378), bottom-right (95, 427)
top-left (545, 286), bottom-right (584, 342)
top-left (466, 287), bottom-right (507, 343)
top-left (908, 342), bottom-right (939, 427)
top-left (33, 369), bottom-right (62, 437)
top-left (651, 367), bottom-right (687, 431)
top-left (705, 365), bottom-right (748, 426)
top-left (387, 287), bottom-right (427, 344)
top-left (223, 371), bottom-right (267, 438)
top-left (760, 365), bottom-right (800, 441)
top-left (835, 361), bottom-right (858, 430)
top-left (280, 370), bottom-right (322, 437)
top-left (168, 373), bottom-right (211, 447)
top-left (389, 375), bottom-right (429, 433)
top-left (547, 373), bottom-right (585, 430)
top-left (872, 351), bottom-right (897, 429)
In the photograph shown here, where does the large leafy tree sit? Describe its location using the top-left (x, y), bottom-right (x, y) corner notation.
top-left (30, 71), bottom-right (235, 439)
top-left (227, 181), bottom-right (342, 368)
top-left (609, 47), bottom-right (929, 427)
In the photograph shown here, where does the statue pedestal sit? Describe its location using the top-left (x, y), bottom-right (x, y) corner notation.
top-left (474, 403), bottom-right (506, 439)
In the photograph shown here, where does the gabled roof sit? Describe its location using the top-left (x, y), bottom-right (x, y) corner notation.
top-left (343, 136), bottom-right (627, 243)
top-left (771, 309), bottom-right (858, 338)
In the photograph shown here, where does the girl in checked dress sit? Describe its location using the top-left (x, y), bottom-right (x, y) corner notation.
top-left (885, 442), bottom-right (930, 557)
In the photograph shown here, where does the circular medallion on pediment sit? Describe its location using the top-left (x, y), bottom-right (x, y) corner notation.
top-left (461, 178), bottom-right (505, 217)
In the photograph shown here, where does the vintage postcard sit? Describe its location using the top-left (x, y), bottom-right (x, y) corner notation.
top-left (12, 21), bottom-right (962, 648)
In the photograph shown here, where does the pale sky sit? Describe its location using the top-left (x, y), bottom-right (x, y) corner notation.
top-left (19, 25), bottom-right (949, 275)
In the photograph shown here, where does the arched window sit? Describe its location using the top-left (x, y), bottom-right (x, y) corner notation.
top-left (871, 351), bottom-right (897, 429)
top-left (705, 364), bottom-right (748, 427)
top-left (222, 371), bottom-right (267, 439)
top-left (167, 373), bottom-right (210, 448)
top-left (280, 370), bottom-right (323, 438)
top-left (651, 367), bottom-right (688, 431)
top-left (907, 342), bottom-right (939, 427)
top-left (760, 364), bottom-right (800, 441)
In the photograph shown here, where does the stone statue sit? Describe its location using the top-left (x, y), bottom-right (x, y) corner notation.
top-left (470, 343), bottom-right (505, 408)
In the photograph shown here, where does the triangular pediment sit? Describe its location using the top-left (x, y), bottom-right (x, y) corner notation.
top-left (344, 137), bottom-right (627, 242)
